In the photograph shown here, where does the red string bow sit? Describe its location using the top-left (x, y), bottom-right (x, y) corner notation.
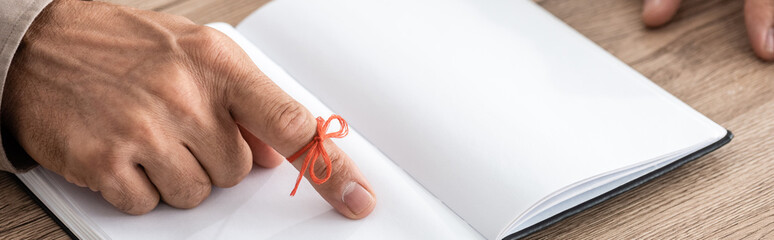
top-left (286, 114), bottom-right (349, 196)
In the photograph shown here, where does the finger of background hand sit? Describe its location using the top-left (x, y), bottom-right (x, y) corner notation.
top-left (138, 144), bottom-right (211, 209)
top-left (745, 0), bottom-right (774, 60)
top-left (642, 0), bottom-right (682, 27)
top-left (238, 124), bottom-right (284, 168)
top-left (226, 62), bottom-right (375, 219)
top-left (185, 112), bottom-right (253, 188)
top-left (97, 164), bottom-right (160, 215)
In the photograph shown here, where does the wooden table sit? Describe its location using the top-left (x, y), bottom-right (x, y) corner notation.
top-left (1, 0), bottom-right (772, 238)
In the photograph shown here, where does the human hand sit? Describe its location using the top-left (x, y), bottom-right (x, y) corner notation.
top-left (641, 0), bottom-right (774, 60)
top-left (4, 0), bottom-right (375, 218)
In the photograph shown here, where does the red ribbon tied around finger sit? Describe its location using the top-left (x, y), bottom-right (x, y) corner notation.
top-left (286, 114), bottom-right (349, 196)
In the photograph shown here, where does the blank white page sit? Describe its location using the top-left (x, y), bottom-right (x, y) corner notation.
top-left (17, 23), bottom-right (482, 240)
top-left (237, 0), bottom-right (727, 238)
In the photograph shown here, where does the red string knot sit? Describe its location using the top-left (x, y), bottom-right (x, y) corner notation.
top-left (285, 114), bottom-right (349, 196)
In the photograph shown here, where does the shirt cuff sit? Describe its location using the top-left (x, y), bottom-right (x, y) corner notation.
top-left (0, 0), bottom-right (55, 173)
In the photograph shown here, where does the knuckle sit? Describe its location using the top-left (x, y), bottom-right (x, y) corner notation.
top-left (117, 193), bottom-right (158, 215)
top-left (266, 100), bottom-right (312, 146)
top-left (91, 142), bottom-right (134, 173)
top-left (211, 162), bottom-right (249, 188)
top-left (140, 67), bottom-right (207, 126)
top-left (198, 26), bottom-right (224, 42)
top-left (187, 26), bottom-right (227, 50)
top-left (137, 137), bottom-right (167, 159)
top-left (176, 26), bottom-right (234, 73)
top-left (166, 91), bottom-right (205, 122)
top-left (166, 176), bottom-right (211, 209)
top-left (203, 128), bottom-right (253, 188)
top-left (102, 179), bottom-right (159, 215)
top-left (124, 119), bottom-right (174, 158)
top-left (127, 118), bottom-right (158, 143)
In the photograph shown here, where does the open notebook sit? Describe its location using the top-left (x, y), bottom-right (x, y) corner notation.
top-left (16, 0), bottom-right (731, 239)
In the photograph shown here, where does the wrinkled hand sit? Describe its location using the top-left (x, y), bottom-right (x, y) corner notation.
top-left (642, 0), bottom-right (774, 60)
top-left (4, 0), bottom-right (375, 218)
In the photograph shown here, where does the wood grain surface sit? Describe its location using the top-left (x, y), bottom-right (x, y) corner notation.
top-left (0, 0), bottom-right (770, 239)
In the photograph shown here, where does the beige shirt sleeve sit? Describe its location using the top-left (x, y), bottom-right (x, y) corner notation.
top-left (0, 0), bottom-right (54, 173)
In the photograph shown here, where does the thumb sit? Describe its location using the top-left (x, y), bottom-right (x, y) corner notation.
top-left (225, 56), bottom-right (376, 219)
top-left (744, 0), bottom-right (774, 61)
top-left (642, 0), bottom-right (682, 27)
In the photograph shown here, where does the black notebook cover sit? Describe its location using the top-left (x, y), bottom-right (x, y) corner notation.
top-left (505, 130), bottom-right (733, 239)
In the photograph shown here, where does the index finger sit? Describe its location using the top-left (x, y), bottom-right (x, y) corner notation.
top-left (221, 40), bottom-right (376, 219)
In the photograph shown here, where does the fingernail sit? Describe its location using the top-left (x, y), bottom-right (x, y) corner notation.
top-left (643, 0), bottom-right (659, 12)
top-left (766, 28), bottom-right (774, 55)
top-left (342, 182), bottom-right (373, 215)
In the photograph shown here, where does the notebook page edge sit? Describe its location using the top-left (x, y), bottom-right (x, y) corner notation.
top-left (17, 168), bottom-right (111, 239)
